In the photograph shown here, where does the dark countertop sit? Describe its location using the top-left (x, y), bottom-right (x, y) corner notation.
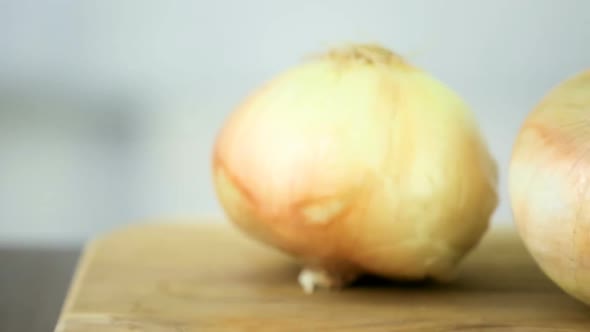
top-left (0, 245), bottom-right (80, 332)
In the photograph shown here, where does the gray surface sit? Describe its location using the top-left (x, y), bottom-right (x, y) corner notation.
top-left (1, 1), bottom-right (590, 243)
top-left (0, 246), bottom-right (80, 332)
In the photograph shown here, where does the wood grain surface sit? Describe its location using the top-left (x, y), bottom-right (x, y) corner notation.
top-left (55, 221), bottom-right (590, 331)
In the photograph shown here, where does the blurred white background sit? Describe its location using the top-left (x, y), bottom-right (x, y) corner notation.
top-left (1, 0), bottom-right (589, 244)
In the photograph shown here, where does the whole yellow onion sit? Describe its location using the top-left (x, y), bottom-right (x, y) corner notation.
top-left (212, 44), bottom-right (498, 293)
top-left (510, 70), bottom-right (590, 305)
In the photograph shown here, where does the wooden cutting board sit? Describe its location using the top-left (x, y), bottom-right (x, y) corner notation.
top-left (55, 221), bottom-right (589, 331)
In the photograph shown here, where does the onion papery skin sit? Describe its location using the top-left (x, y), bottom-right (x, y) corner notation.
top-left (213, 44), bottom-right (498, 292)
top-left (510, 70), bottom-right (590, 305)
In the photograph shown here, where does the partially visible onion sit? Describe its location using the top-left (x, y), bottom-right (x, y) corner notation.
top-left (212, 44), bottom-right (498, 293)
top-left (510, 70), bottom-right (590, 305)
